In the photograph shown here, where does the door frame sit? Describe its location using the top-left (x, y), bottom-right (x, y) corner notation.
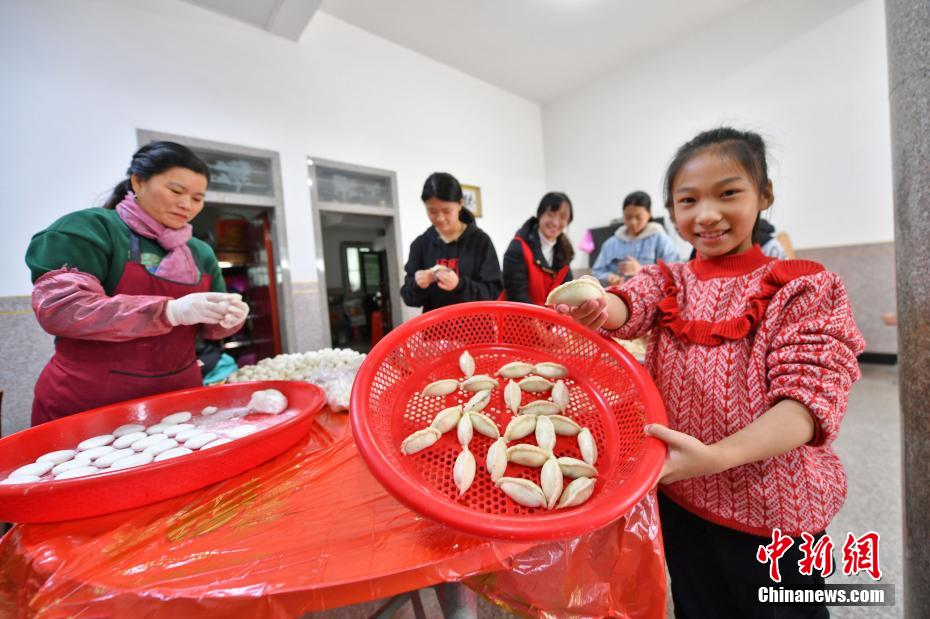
top-left (136, 129), bottom-right (296, 352)
top-left (307, 157), bottom-right (403, 348)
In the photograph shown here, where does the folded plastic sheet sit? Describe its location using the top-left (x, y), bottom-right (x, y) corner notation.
top-left (468, 491), bottom-right (666, 618)
top-left (0, 410), bottom-right (666, 618)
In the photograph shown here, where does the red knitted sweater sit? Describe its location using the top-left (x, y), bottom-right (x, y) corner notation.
top-left (606, 245), bottom-right (865, 536)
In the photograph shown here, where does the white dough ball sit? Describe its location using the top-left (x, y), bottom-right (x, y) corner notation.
top-left (145, 423), bottom-right (173, 435)
top-left (202, 438), bottom-right (233, 450)
top-left (93, 448), bottom-right (135, 468)
top-left (1, 475), bottom-right (40, 484)
top-left (110, 452), bottom-right (154, 470)
top-left (131, 434), bottom-right (167, 452)
top-left (52, 457), bottom-right (92, 476)
top-left (143, 439), bottom-right (179, 456)
top-left (36, 449), bottom-right (77, 464)
top-left (154, 447), bottom-right (193, 462)
top-left (54, 466), bottom-right (101, 480)
top-left (184, 433), bottom-right (219, 450)
top-left (175, 427), bottom-right (205, 443)
top-left (112, 424), bottom-right (145, 438)
top-left (113, 431), bottom-right (147, 449)
top-left (81, 445), bottom-right (116, 461)
top-left (10, 461), bottom-right (54, 478)
top-left (78, 435), bottom-right (115, 451)
top-left (163, 423), bottom-right (195, 437)
top-left (162, 412), bottom-right (192, 424)
top-left (223, 425), bottom-right (257, 439)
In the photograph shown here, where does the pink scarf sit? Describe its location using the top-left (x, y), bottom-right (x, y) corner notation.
top-left (115, 193), bottom-right (200, 284)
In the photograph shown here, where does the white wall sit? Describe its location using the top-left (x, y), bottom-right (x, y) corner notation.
top-left (542, 0), bottom-right (893, 263)
top-left (0, 0), bottom-right (546, 298)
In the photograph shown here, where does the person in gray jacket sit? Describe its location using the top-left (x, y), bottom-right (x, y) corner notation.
top-left (591, 191), bottom-right (680, 286)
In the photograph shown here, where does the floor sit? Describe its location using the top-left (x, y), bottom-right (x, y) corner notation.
top-left (824, 363), bottom-right (902, 619)
top-left (307, 363), bottom-right (903, 618)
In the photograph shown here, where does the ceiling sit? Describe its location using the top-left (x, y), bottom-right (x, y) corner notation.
top-left (319, 0), bottom-right (763, 102)
top-left (183, 0), bottom-right (762, 102)
top-left (182, 0), bottom-right (322, 41)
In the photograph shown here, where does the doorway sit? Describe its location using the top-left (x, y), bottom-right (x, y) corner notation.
top-left (320, 213), bottom-right (394, 352)
top-left (191, 204), bottom-right (283, 367)
top-left (308, 158), bottom-right (403, 354)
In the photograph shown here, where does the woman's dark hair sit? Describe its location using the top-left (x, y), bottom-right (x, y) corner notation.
top-left (663, 127), bottom-right (770, 209)
top-left (622, 190), bottom-right (651, 212)
top-left (535, 191), bottom-right (575, 263)
top-left (421, 171), bottom-right (474, 223)
top-left (103, 141), bottom-right (210, 209)
top-left (536, 192), bottom-right (574, 223)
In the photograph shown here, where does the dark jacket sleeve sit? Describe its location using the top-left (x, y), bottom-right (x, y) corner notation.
top-left (454, 234), bottom-right (503, 302)
top-left (502, 238), bottom-right (531, 303)
top-left (401, 236), bottom-right (430, 308)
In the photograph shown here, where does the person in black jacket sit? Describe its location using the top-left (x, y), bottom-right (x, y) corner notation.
top-left (401, 172), bottom-right (502, 312)
top-left (502, 192), bottom-right (575, 304)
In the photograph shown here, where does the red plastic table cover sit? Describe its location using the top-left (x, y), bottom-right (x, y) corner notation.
top-left (0, 409), bottom-right (666, 618)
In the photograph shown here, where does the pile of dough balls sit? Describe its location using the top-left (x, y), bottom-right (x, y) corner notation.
top-left (229, 348), bottom-right (364, 383)
top-left (229, 348), bottom-right (364, 411)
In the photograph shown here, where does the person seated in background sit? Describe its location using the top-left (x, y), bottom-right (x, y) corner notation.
top-left (501, 192), bottom-right (574, 305)
top-left (591, 191), bottom-right (680, 286)
top-left (755, 219), bottom-right (788, 259)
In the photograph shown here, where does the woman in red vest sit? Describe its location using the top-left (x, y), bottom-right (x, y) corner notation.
top-left (502, 192), bottom-right (575, 304)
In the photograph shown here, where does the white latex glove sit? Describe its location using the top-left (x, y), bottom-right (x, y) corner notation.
top-left (219, 297), bottom-right (249, 329)
top-left (165, 292), bottom-right (236, 326)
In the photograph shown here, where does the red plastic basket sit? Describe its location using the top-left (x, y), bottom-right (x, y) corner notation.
top-left (350, 301), bottom-right (667, 541)
top-left (0, 381), bottom-right (325, 523)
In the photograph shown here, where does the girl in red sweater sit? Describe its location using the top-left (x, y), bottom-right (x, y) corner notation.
top-left (558, 128), bottom-right (864, 617)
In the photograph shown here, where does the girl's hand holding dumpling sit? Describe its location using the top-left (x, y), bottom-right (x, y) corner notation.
top-left (555, 298), bottom-right (609, 330)
top-left (552, 276), bottom-right (628, 331)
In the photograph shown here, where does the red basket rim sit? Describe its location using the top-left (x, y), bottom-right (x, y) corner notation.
top-left (350, 301), bottom-right (667, 542)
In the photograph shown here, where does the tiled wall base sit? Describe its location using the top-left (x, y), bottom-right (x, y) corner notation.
top-left (795, 242), bottom-right (896, 355)
top-left (0, 297), bottom-right (53, 436)
top-left (292, 281), bottom-right (327, 353)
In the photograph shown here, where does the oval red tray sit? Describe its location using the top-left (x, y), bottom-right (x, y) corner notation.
top-left (0, 380), bottom-right (325, 523)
